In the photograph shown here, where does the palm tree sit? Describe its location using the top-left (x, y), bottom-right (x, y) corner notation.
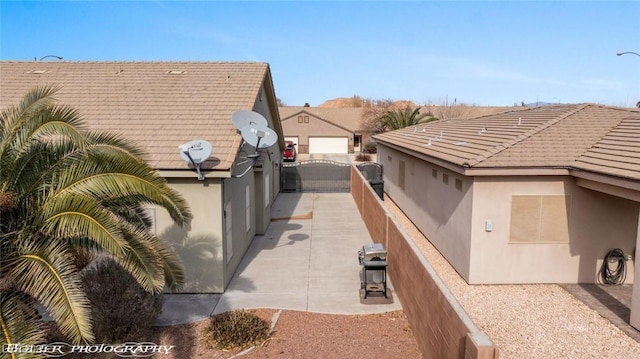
top-left (0, 86), bottom-right (192, 349)
top-left (375, 106), bottom-right (436, 132)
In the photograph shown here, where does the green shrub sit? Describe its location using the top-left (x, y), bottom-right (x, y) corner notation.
top-left (363, 142), bottom-right (377, 154)
top-left (81, 258), bottom-right (163, 342)
top-left (203, 310), bottom-right (270, 349)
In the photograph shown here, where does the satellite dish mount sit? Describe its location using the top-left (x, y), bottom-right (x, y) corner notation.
top-left (231, 110), bottom-right (279, 177)
top-left (179, 140), bottom-right (213, 180)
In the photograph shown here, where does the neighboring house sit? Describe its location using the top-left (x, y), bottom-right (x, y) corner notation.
top-left (0, 61), bottom-right (284, 293)
top-left (278, 107), bottom-right (371, 154)
top-left (373, 104), bottom-right (640, 330)
top-left (278, 105), bottom-right (511, 155)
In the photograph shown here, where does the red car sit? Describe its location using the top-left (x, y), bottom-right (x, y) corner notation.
top-left (283, 141), bottom-right (296, 162)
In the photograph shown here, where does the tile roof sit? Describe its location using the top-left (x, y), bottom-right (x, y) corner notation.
top-left (373, 104), bottom-right (640, 181)
top-left (574, 116), bottom-right (640, 180)
top-left (279, 107), bottom-right (365, 132)
top-left (0, 61), bottom-right (274, 171)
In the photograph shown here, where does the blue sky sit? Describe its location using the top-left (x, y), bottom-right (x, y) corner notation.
top-left (1, 1), bottom-right (639, 107)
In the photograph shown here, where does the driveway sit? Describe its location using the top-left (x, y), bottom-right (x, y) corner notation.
top-left (213, 192), bottom-right (400, 315)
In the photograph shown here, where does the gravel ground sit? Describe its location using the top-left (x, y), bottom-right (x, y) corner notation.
top-left (143, 309), bottom-right (422, 358)
top-left (52, 309), bottom-right (421, 359)
top-left (383, 197), bottom-right (640, 358)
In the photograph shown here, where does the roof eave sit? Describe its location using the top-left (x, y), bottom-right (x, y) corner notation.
top-left (376, 139), bottom-right (467, 175)
top-left (571, 169), bottom-right (640, 194)
top-left (158, 169), bottom-right (231, 179)
top-left (464, 167), bottom-right (571, 177)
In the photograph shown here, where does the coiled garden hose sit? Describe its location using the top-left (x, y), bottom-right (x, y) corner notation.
top-left (598, 248), bottom-right (627, 285)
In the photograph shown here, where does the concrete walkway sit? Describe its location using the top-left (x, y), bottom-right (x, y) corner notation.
top-left (157, 192), bottom-right (399, 325)
top-left (213, 192), bottom-right (399, 315)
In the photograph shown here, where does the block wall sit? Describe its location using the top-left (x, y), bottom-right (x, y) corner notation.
top-left (351, 166), bottom-right (499, 359)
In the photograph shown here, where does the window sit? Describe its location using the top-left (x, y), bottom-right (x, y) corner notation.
top-left (298, 116), bottom-right (303, 123)
top-left (509, 195), bottom-right (571, 243)
top-left (442, 173), bottom-right (449, 185)
top-left (410, 161), bottom-right (415, 176)
top-left (399, 160), bottom-right (405, 190)
top-left (304, 116), bottom-right (309, 123)
top-left (245, 185), bottom-right (251, 232)
top-left (432, 168), bottom-right (438, 178)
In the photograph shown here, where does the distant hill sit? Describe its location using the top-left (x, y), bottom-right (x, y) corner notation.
top-left (318, 97), bottom-right (417, 109)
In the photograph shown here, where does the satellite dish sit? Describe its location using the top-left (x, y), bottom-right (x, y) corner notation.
top-left (178, 140), bottom-right (213, 180)
top-left (231, 111), bottom-right (279, 178)
top-left (179, 140), bottom-right (213, 164)
top-left (231, 110), bottom-right (268, 131)
top-left (240, 123), bottom-right (278, 149)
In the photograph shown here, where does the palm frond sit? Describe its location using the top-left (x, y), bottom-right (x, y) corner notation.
top-left (86, 131), bottom-right (149, 159)
top-left (8, 244), bottom-right (94, 344)
top-left (375, 106), bottom-right (436, 131)
top-left (1, 87), bottom-right (193, 348)
top-left (0, 86), bottom-right (59, 142)
top-left (41, 193), bottom-right (130, 255)
top-left (0, 291), bottom-right (48, 359)
top-left (111, 226), bottom-right (165, 293)
top-left (56, 170), bottom-right (191, 226)
top-left (152, 238), bottom-right (186, 292)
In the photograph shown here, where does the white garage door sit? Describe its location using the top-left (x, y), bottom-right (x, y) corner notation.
top-left (309, 137), bottom-right (349, 154)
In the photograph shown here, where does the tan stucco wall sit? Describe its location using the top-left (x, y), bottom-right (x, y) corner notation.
top-left (156, 170), bottom-right (275, 293)
top-left (378, 146), bottom-right (474, 280)
top-left (281, 113), bottom-right (354, 153)
top-left (470, 177), bottom-right (638, 284)
top-left (252, 89), bottom-right (280, 234)
top-left (156, 178), bottom-right (225, 293)
top-left (222, 173), bottom-right (256, 288)
top-left (378, 144), bottom-right (639, 285)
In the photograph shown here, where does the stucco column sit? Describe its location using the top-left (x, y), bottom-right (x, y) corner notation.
top-left (631, 215), bottom-right (640, 330)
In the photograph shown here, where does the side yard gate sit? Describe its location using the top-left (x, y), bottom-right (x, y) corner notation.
top-left (281, 160), bottom-right (351, 193)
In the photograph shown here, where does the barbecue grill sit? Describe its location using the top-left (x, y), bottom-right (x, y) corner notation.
top-left (358, 243), bottom-right (387, 298)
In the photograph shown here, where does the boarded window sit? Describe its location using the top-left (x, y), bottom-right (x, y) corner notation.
top-left (509, 195), bottom-right (571, 243)
top-left (399, 160), bottom-right (405, 190)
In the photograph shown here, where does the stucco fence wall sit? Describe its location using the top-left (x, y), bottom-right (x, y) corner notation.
top-left (350, 166), bottom-right (499, 359)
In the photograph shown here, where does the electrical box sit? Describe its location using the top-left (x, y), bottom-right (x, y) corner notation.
top-left (485, 220), bottom-right (493, 232)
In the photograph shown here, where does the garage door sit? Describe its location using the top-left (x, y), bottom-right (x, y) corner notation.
top-left (309, 137), bottom-right (348, 154)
